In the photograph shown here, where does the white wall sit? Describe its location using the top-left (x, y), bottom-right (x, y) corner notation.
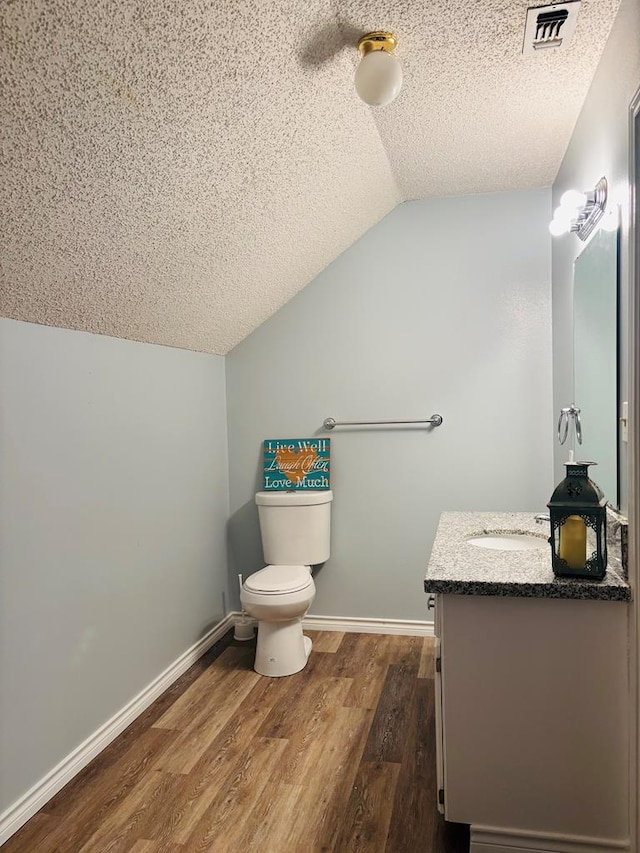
top-left (0, 319), bottom-right (230, 814)
top-left (226, 189), bottom-right (553, 620)
top-left (552, 0), bottom-right (640, 513)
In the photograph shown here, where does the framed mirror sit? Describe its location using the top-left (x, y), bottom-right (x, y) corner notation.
top-left (573, 226), bottom-right (619, 507)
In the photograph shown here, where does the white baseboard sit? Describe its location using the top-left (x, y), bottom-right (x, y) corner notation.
top-left (0, 614), bottom-right (235, 846)
top-left (230, 611), bottom-right (434, 637)
top-left (302, 613), bottom-right (434, 637)
top-left (471, 824), bottom-right (630, 853)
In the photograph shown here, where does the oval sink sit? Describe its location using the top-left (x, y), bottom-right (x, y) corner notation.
top-left (466, 532), bottom-right (548, 551)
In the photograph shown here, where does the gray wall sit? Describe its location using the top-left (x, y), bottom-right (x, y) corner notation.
top-left (226, 189), bottom-right (553, 620)
top-left (0, 319), bottom-right (230, 813)
top-left (551, 0), bottom-right (640, 513)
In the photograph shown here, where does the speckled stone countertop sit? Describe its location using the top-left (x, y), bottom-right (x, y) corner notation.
top-left (424, 512), bottom-right (631, 601)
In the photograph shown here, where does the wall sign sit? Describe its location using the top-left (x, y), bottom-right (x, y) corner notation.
top-left (263, 438), bottom-right (331, 491)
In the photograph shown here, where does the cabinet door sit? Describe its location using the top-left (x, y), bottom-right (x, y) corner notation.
top-left (434, 637), bottom-right (444, 815)
top-left (439, 594), bottom-right (629, 836)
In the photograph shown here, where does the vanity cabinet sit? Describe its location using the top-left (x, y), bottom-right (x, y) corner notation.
top-left (434, 593), bottom-right (630, 852)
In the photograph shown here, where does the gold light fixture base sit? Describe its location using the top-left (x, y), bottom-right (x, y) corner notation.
top-left (357, 32), bottom-right (398, 55)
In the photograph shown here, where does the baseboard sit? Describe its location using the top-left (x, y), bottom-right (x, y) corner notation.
top-left (230, 611), bottom-right (434, 637)
top-left (302, 613), bottom-right (434, 637)
top-left (0, 614), bottom-right (235, 846)
top-left (471, 824), bottom-right (630, 853)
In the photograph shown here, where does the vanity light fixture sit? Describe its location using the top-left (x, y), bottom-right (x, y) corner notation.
top-left (354, 32), bottom-right (402, 107)
top-left (548, 176), bottom-right (608, 241)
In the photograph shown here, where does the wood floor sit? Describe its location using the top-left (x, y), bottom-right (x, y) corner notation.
top-left (3, 631), bottom-right (469, 852)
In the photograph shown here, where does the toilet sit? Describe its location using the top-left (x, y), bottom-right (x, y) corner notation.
top-left (240, 489), bottom-right (333, 677)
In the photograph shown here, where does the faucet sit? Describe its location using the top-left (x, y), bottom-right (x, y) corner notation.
top-left (534, 513), bottom-right (550, 524)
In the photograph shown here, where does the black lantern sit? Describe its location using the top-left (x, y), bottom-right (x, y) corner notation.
top-left (548, 461), bottom-right (608, 580)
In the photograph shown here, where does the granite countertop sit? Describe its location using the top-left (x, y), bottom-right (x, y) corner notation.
top-left (424, 511), bottom-right (631, 601)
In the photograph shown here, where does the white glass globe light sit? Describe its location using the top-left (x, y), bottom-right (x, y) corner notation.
top-left (549, 218), bottom-right (571, 236)
top-left (552, 205), bottom-right (573, 227)
top-left (560, 188), bottom-right (587, 212)
top-left (601, 204), bottom-right (619, 231)
top-left (355, 50), bottom-right (402, 107)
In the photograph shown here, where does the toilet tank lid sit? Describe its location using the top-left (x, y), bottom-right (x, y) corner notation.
top-left (244, 564), bottom-right (312, 593)
top-left (255, 490), bottom-right (333, 507)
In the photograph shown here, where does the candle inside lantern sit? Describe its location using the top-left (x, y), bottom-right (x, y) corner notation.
top-left (559, 515), bottom-right (587, 569)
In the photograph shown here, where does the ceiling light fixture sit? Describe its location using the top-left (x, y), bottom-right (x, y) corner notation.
top-left (354, 32), bottom-right (402, 107)
top-left (548, 177), bottom-right (608, 241)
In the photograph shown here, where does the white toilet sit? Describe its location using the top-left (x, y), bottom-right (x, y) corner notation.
top-left (240, 489), bottom-right (333, 677)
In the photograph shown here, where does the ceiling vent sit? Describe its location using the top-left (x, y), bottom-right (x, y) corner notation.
top-left (523, 1), bottom-right (581, 54)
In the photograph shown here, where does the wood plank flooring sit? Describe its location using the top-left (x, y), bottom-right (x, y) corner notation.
top-left (3, 631), bottom-right (469, 852)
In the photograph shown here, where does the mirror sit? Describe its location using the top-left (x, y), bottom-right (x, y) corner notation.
top-left (573, 226), bottom-right (619, 507)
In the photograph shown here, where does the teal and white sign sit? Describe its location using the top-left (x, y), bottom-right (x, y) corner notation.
top-left (263, 438), bottom-right (331, 491)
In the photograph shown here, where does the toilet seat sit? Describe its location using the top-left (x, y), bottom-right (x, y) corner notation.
top-left (244, 564), bottom-right (311, 595)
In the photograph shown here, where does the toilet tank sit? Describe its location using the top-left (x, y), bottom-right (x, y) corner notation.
top-left (255, 490), bottom-right (333, 566)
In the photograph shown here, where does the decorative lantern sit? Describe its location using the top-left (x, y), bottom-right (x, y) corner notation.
top-left (548, 461), bottom-right (608, 580)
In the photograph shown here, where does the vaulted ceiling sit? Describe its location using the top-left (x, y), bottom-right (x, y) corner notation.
top-left (0, 0), bottom-right (620, 354)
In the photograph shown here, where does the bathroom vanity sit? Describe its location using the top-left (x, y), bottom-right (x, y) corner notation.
top-left (425, 512), bottom-right (631, 853)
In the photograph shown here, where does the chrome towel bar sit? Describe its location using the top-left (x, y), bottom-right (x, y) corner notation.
top-left (323, 414), bottom-right (443, 430)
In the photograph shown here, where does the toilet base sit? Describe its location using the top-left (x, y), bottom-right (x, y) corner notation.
top-left (254, 619), bottom-right (313, 677)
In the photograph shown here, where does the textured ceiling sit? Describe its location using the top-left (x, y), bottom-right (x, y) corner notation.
top-left (0, 0), bottom-right (620, 354)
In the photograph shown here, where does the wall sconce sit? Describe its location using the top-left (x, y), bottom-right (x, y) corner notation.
top-left (548, 176), bottom-right (608, 241)
top-left (354, 32), bottom-right (402, 107)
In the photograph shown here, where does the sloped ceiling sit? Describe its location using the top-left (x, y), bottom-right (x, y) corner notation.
top-left (0, 0), bottom-right (620, 354)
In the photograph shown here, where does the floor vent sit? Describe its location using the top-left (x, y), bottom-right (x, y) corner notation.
top-left (523, 1), bottom-right (581, 54)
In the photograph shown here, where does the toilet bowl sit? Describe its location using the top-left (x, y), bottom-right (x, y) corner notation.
top-left (243, 489), bottom-right (332, 677)
top-left (240, 564), bottom-right (315, 677)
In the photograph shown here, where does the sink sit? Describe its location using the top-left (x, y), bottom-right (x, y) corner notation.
top-left (466, 531), bottom-right (548, 551)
